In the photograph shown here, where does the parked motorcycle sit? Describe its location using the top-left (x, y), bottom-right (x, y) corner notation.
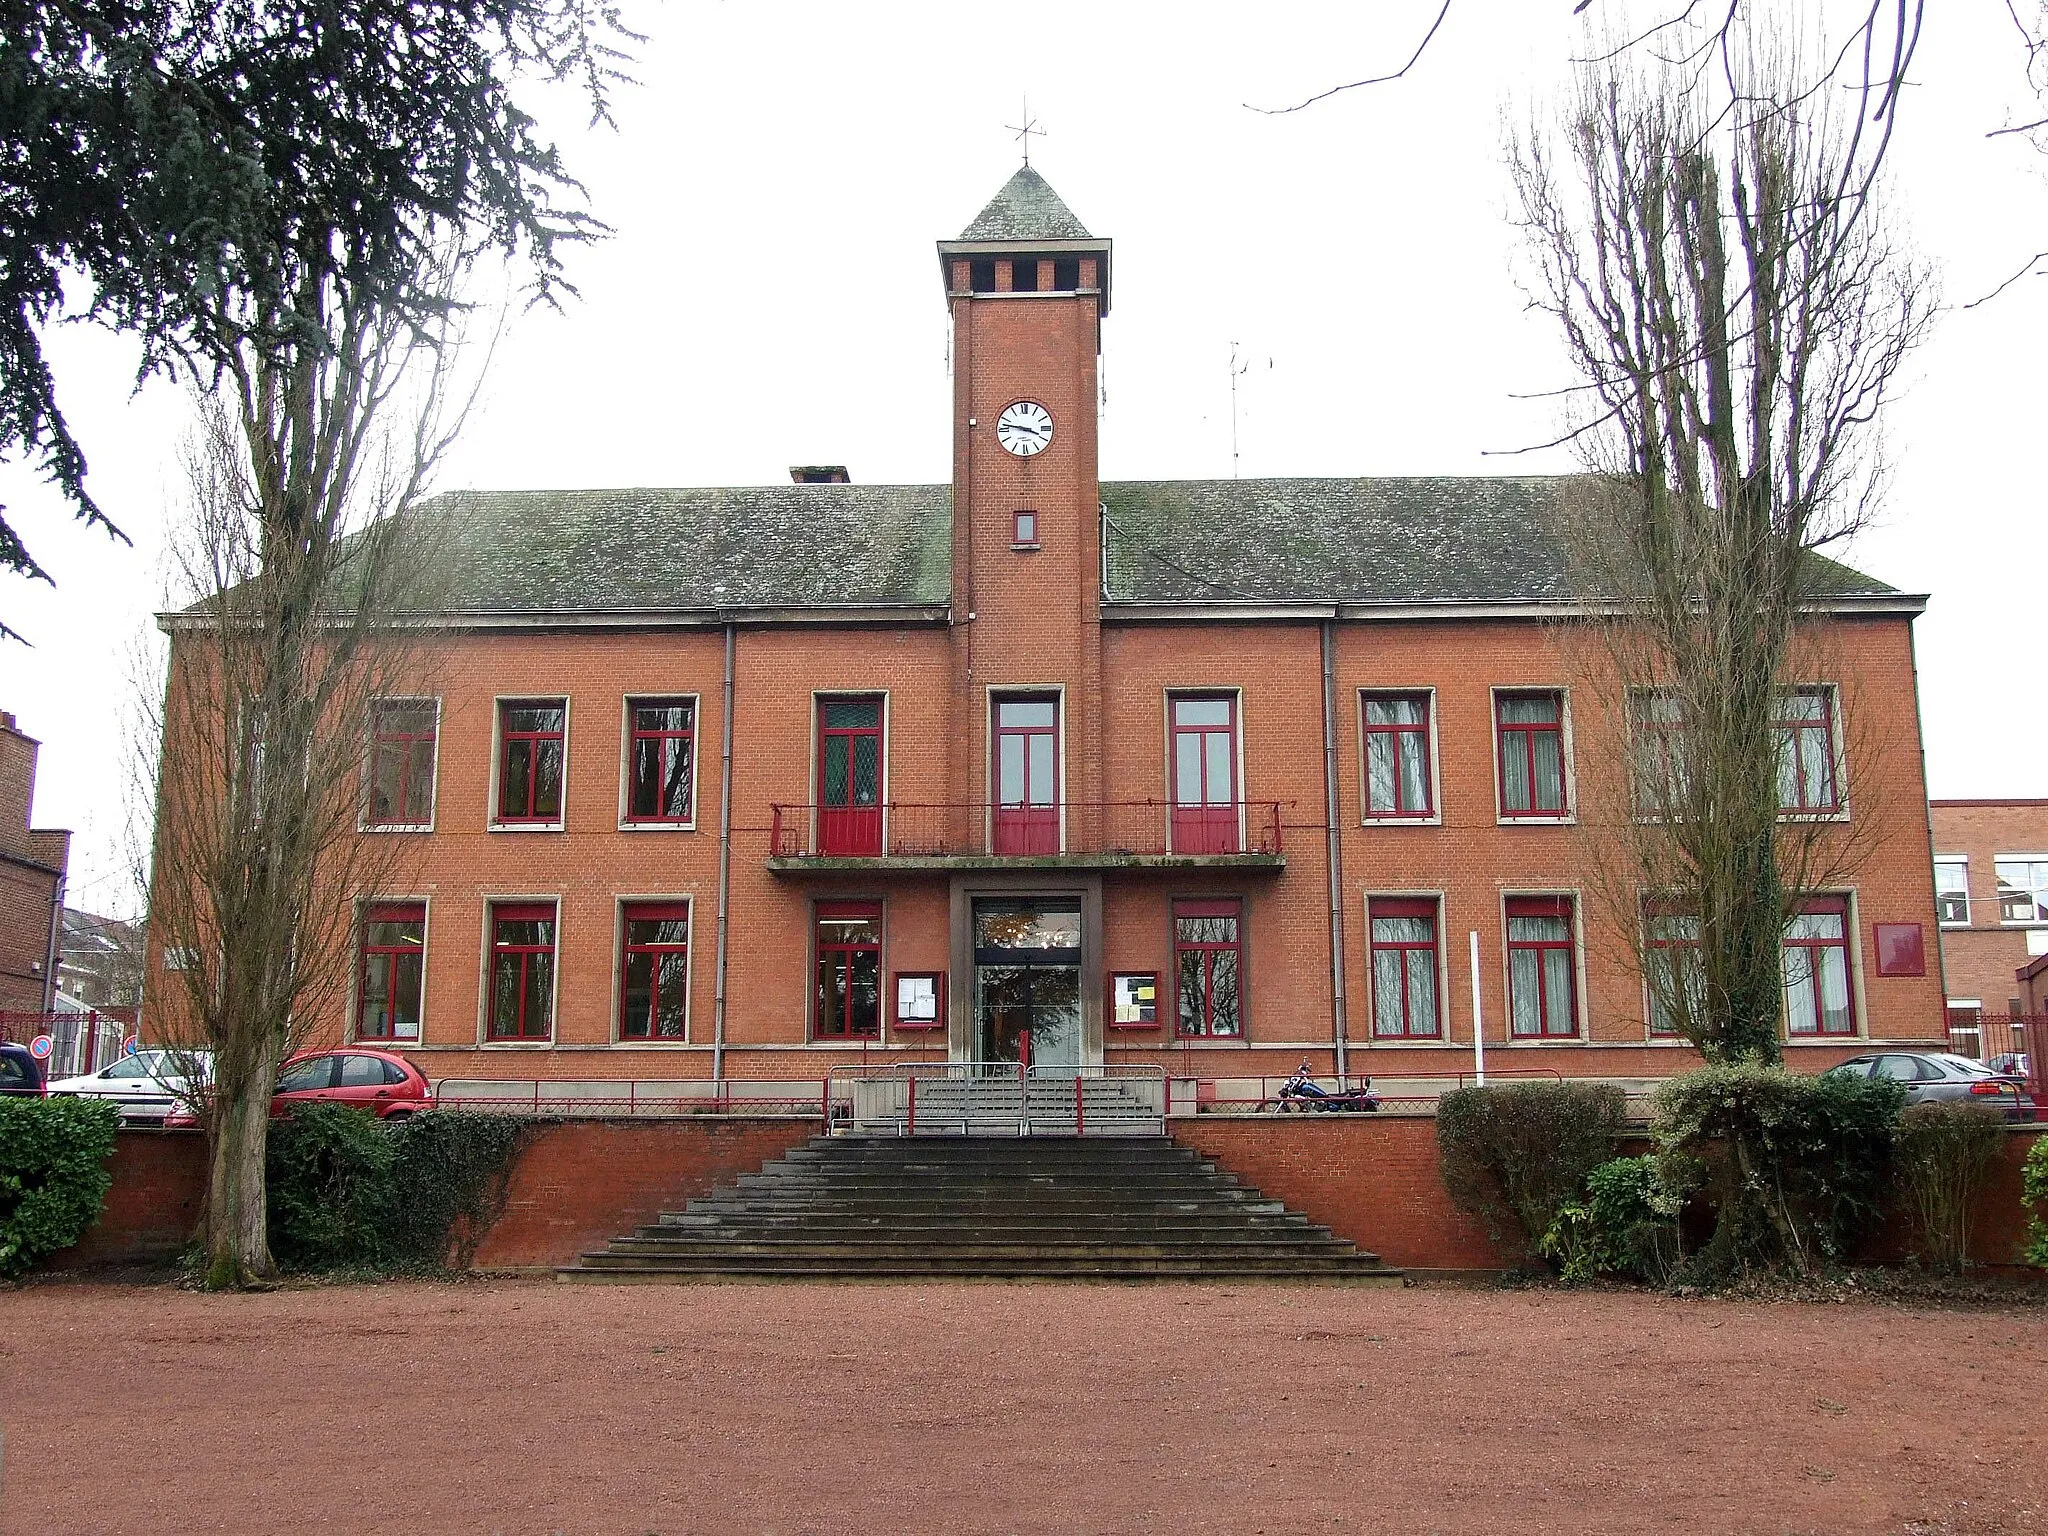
top-left (1273, 1061), bottom-right (1379, 1113)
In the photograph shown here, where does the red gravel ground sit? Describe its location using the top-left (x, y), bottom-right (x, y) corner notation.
top-left (2, 1278), bottom-right (2044, 1535)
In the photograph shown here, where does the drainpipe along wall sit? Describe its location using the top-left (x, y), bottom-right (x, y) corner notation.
top-left (1321, 619), bottom-right (1349, 1079)
top-left (712, 621), bottom-right (736, 1084)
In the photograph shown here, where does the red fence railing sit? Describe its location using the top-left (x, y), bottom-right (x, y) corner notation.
top-left (768, 800), bottom-right (1285, 860)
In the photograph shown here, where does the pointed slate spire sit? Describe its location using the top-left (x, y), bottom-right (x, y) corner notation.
top-left (959, 166), bottom-right (1093, 242)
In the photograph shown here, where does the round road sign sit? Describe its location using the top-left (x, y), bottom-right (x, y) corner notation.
top-left (122, 1035), bottom-right (141, 1057)
top-left (28, 1034), bottom-right (53, 1061)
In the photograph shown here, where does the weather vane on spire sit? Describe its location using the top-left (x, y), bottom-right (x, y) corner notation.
top-left (1005, 97), bottom-right (1045, 167)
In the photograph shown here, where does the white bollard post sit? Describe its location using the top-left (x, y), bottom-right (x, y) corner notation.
top-left (1469, 929), bottom-right (1486, 1087)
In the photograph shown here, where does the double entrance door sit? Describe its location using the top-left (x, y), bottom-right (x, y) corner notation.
top-left (972, 900), bottom-right (1081, 1070)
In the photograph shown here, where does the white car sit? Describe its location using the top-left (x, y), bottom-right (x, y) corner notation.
top-left (48, 1049), bottom-right (214, 1124)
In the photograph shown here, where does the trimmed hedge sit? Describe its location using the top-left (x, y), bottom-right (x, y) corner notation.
top-left (1437, 1081), bottom-right (1628, 1266)
top-left (1893, 1101), bottom-right (2006, 1272)
top-left (0, 1095), bottom-right (121, 1278)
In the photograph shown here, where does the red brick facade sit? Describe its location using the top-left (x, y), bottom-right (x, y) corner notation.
top-left (0, 709), bottom-right (68, 1014)
top-left (143, 175), bottom-right (1946, 1088)
top-left (1929, 800), bottom-right (2048, 1015)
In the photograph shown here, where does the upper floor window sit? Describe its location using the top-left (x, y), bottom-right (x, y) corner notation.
top-left (1630, 689), bottom-right (1691, 816)
top-left (357, 903), bottom-right (425, 1041)
top-left (496, 699), bottom-right (565, 826)
top-left (1496, 691), bottom-right (1569, 819)
top-left (1012, 509), bottom-right (1039, 548)
top-left (1170, 694), bottom-right (1240, 854)
top-left (1361, 693), bottom-right (1433, 819)
top-left (1996, 857), bottom-right (2048, 925)
top-left (625, 699), bottom-right (696, 825)
top-left (1783, 897), bottom-right (1855, 1036)
top-left (620, 901), bottom-right (691, 1040)
top-left (817, 696), bottom-right (883, 856)
top-left (1506, 895), bottom-right (1578, 1038)
top-left (1934, 857), bottom-right (1970, 927)
top-left (1174, 898), bottom-right (1244, 1038)
top-left (1368, 896), bottom-right (1441, 1039)
top-left (365, 699), bottom-right (437, 829)
top-left (487, 901), bottom-right (556, 1041)
top-left (993, 694), bottom-right (1060, 855)
top-left (1776, 688), bottom-right (1841, 814)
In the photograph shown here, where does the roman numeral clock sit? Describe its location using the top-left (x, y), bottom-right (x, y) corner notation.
top-left (995, 400), bottom-right (1053, 457)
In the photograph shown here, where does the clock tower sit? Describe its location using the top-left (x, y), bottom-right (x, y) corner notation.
top-left (938, 167), bottom-right (1113, 823)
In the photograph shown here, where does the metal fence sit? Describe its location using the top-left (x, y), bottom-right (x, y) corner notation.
top-left (768, 800), bottom-right (1285, 860)
top-left (0, 1009), bottom-right (129, 1078)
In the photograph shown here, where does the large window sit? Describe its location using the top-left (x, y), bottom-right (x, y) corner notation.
top-left (1934, 857), bottom-right (1970, 927)
top-left (1782, 897), bottom-right (1855, 1036)
top-left (1496, 691), bottom-right (1569, 818)
top-left (365, 700), bottom-right (437, 828)
top-left (817, 697), bottom-right (883, 856)
top-left (1642, 903), bottom-right (1702, 1039)
top-left (625, 699), bottom-right (696, 825)
top-left (620, 902), bottom-right (690, 1040)
top-left (1361, 694), bottom-right (1433, 819)
top-left (1630, 689), bottom-right (1691, 815)
top-left (1506, 896), bottom-right (1578, 1038)
top-left (1776, 688), bottom-right (1841, 814)
top-left (1368, 897), bottom-right (1440, 1039)
top-left (1169, 694), bottom-right (1240, 853)
top-left (356, 903), bottom-right (425, 1041)
top-left (496, 699), bottom-right (566, 825)
top-left (814, 902), bottom-right (882, 1039)
top-left (1174, 898), bottom-right (1244, 1038)
top-left (993, 694), bottom-right (1060, 855)
top-left (1996, 858), bottom-right (2048, 924)
top-left (487, 902), bottom-right (556, 1041)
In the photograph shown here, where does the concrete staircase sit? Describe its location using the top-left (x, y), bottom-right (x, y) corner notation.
top-left (558, 1135), bottom-right (1404, 1284)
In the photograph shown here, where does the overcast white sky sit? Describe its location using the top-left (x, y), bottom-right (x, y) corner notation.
top-left (2, 0), bottom-right (2044, 918)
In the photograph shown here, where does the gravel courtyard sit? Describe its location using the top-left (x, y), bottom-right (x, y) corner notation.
top-left (2, 1277), bottom-right (2043, 1534)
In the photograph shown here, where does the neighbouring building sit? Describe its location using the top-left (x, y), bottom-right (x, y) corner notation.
top-left (1929, 799), bottom-right (2048, 1057)
top-left (0, 710), bottom-right (70, 1015)
top-left (56, 907), bottom-right (144, 1019)
top-left (147, 168), bottom-right (1948, 1095)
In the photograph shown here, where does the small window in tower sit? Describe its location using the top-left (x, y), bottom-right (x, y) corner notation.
top-left (1052, 257), bottom-right (1080, 291)
top-left (1012, 510), bottom-right (1039, 548)
top-left (1010, 257), bottom-right (1039, 293)
top-left (970, 258), bottom-right (997, 294)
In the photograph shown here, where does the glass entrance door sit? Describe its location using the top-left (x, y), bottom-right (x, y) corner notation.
top-left (972, 901), bottom-right (1082, 1070)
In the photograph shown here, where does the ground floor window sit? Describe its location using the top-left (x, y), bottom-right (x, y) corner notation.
top-left (1506, 895), bottom-right (1578, 1038)
top-left (1783, 897), bottom-right (1855, 1036)
top-left (1368, 897), bottom-right (1440, 1038)
top-left (357, 902), bottom-right (425, 1041)
top-left (815, 901), bottom-right (882, 1039)
top-left (1175, 898), bottom-right (1243, 1038)
top-left (1642, 903), bottom-right (1702, 1040)
top-left (620, 902), bottom-right (691, 1040)
top-left (488, 902), bottom-right (556, 1041)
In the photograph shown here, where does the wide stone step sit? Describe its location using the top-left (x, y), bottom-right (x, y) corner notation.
top-left (597, 1236), bottom-right (1368, 1260)
top-left (561, 1255), bottom-right (1399, 1282)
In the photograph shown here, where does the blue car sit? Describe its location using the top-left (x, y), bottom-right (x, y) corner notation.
top-left (0, 1040), bottom-right (46, 1097)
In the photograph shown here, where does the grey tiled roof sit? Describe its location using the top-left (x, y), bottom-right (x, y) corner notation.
top-left (958, 167), bottom-right (1093, 241)
top-left (401, 486), bottom-right (953, 614)
top-left (366, 475), bottom-right (1894, 618)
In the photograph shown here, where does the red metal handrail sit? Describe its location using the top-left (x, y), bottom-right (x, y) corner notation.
top-left (768, 800), bottom-right (1285, 859)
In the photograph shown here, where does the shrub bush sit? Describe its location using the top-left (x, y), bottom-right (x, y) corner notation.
top-left (265, 1106), bottom-right (527, 1273)
top-left (1540, 1154), bottom-right (1697, 1284)
top-left (1437, 1082), bottom-right (1628, 1265)
top-left (2022, 1138), bottom-right (2048, 1269)
top-left (1653, 1063), bottom-right (1903, 1281)
top-left (0, 1095), bottom-right (121, 1278)
top-left (1893, 1101), bottom-right (2007, 1272)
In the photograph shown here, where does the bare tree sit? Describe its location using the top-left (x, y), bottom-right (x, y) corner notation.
top-left (1508, 26), bottom-right (1935, 1063)
top-left (142, 257), bottom-right (476, 1288)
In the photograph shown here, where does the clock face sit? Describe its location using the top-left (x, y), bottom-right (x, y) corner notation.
top-left (995, 400), bottom-right (1054, 457)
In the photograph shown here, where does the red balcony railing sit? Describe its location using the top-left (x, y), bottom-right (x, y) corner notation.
top-left (768, 800), bottom-right (1285, 860)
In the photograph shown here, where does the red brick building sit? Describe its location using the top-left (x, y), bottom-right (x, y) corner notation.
top-left (0, 710), bottom-right (70, 1015)
top-left (147, 169), bottom-right (1947, 1092)
top-left (1928, 801), bottom-right (2048, 1059)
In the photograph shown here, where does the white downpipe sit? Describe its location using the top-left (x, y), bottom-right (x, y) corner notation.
top-left (1469, 929), bottom-right (1486, 1087)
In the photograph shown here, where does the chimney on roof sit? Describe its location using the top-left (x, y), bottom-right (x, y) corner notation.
top-left (790, 466), bottom-right (851, 485)
top-left (0, 711), bottom-right (16, 732)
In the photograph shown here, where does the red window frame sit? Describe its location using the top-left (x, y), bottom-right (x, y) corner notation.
top-left (1505, 895), bottom-right (1578, 1038)
top-left (1776, 688), bottom-right (1841, 814)
top-left (1361, 693), bottom-right (1433, 818)
top-left (1496, 691), bottom-right (1569, 818)
top-left (625, 698), bottom-right (696, 825)
top-left (496, 699), bottom-right (566, 824)
top-left (1169, 694), bottom-right (1241, 854)
top-left (1368, 896), bottom-right (1441, 1039)
top-left (817, 696), bottom-right (884, 856)
top-left (1641, 900), bottom-right (1700, 1038)
top-left (356, 902), bottom-right (425, 1041)
top-left (365, 700), bottom-right (437, 828)
top-left (619, 901), bottom-right (691, 1040)
top-left (1173, 898), bottom-right (1244, 1039)
top-left (487, 902), bottom-right (557, 1041)
top-left (1632, 689), bottom-right (1691, 815)
top-left (1783, 896), bottom-right (1856, 1036)
top-left (813, 900), bottom-right (883, 1039)
top-left (1012, 509), bottom-right (1039, 547)
top-left (993, 694), bottom-right (1061, 855)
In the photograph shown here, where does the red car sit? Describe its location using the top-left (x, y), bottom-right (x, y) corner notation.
top-left (165, 1048), bottom-right (435, 1125)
